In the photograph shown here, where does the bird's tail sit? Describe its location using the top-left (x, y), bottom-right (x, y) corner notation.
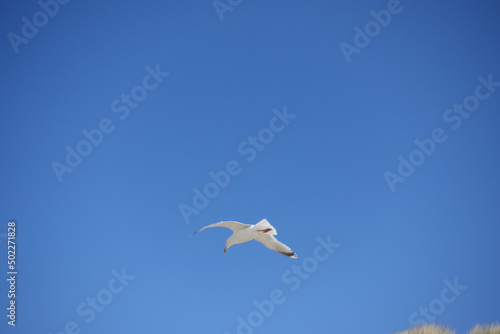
top-left (255, 219), bottom-right (277, 235)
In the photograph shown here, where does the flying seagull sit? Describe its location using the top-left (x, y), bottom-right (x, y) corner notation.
top-left (192, 219), bottom-right (297, 259)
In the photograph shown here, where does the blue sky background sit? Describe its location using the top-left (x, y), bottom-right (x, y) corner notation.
top-left (1, 0), bottom-right (499, 333)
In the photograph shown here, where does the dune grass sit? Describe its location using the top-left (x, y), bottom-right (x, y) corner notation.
top-left (468, 324), bottom-right (500, 334)
top-left (396, 323), bottom-right (500, 334)
top-left (396, 324), bottom-right (455, 334)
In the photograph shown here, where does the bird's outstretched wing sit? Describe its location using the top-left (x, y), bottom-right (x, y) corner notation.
top-left (254, 234), bottom-right (298, 259)
top-left (191, 221), bottom-right (251, 236)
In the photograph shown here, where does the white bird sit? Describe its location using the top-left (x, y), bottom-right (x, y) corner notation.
top-left (192, 219), bottom-right (297, 259)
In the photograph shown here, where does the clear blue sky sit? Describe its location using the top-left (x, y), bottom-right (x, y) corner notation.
top-left (1, 1), bottom-right (499, 333)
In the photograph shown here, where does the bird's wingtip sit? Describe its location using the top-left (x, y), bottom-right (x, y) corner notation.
top-left (280, 251), bottom-right (298, 259)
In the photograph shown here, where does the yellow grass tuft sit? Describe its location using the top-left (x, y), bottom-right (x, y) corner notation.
top-left (468, 323), bottom-right (500, 334)
top-left (396, 324), bottom-right (455, 334)
top-left (395, 323), bottom-right (500, 334)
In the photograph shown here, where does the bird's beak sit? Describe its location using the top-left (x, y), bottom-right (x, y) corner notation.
top-left (224, 247), bottom-right (227, 253)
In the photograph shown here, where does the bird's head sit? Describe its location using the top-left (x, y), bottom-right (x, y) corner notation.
top-left (224, 241), bottom-right (234, 253)
top-left (224, 234), bottom-right (241, 253)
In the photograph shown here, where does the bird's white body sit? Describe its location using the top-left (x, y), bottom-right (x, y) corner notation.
top-left (192, 219), bottom-right (297, 259)
top-left (226, 226), bottom-right (256, 245)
